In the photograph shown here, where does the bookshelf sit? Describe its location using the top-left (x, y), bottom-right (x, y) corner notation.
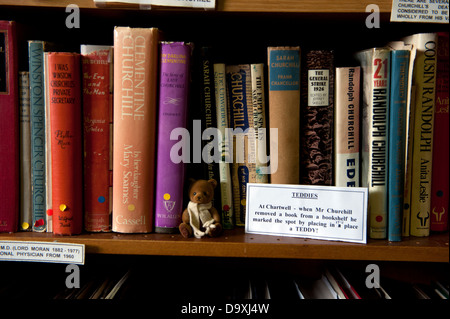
top-left (1, 0), bottom-right (448, 301)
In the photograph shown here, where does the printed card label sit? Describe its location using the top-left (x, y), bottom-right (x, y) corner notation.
top-left (95, 0), bottom-right (216, 9)
top-left (390, 0), bottom-right (449, 23)
top-left (0, 241), bottom-right (85, 264)
top-left (245, 183), bottom-right (368, 243)
top-left (308, 69), bottom-right (329, 106)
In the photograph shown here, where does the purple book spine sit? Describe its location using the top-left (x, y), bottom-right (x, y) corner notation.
top-left (154, 42), bottom-right (192, 233)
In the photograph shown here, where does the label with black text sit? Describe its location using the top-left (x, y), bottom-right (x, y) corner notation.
top-left (245, 183), bottom-right (368, 244)
top-left (0, 241), bottom-right (85, 264)
top-left (391, 0), bottom-right (449, 23)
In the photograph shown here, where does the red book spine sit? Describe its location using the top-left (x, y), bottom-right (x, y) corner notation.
top-left (81, 45), bottom-right (113, 232)
top-left (431, 32), bottom-right (449, 232)
top-left (0, 21), bottom-right (19, 233)
top-left (48, 52), bottom-right (83, 235)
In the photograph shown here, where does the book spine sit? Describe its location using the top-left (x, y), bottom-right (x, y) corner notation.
top-left (355, 47), bottom-right (390, 239)
top-left (430, 32), bottom-right (449, 232)
top-left (214, 63), bottom-right (234, 229)
top-left (48, 52), bottom-right (83, 235)
top-left (226, 64), bottom-right (257, 226)
top-left (154, 42), bottom-right (192, 233)
top-left (406, 33), bottom-right (438, 237)
top-left (199, 47), bottom-right (222, 209)
top-left (44, 52), bottom-right (53, 232)
top-left (81, 45), bottom-right (113, 232)
top-left (334, 67), bottom-right (360, 188)
top-left (28, 41), bottom-right (47, 232)
top-left (0, 21), bottom-right (19, 233)
top-left (112, 27), bottom-right (160, 233)
top-left (19, 71), bottom-right (32, 231)
top-left (251, 63), bottom-right (269, 184)
top-left (388, 50), bottom-right (410, 242)
top-left (267, 46), bottom-right (301, 185)
top-left (300, 50), bottom-right (335, 185)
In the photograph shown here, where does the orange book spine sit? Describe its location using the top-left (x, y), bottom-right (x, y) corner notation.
top-left (48, 52), bottom-right (83, 235)
top-left (81, 45), bottom-right (113, 232)
top-left (112, 27), bottom-right (160, 233)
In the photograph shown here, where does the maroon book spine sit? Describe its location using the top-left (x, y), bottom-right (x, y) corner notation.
top-left (0, 21), bottom-right (19, 233)
top-left (300, 49), bottom-right (335, 185)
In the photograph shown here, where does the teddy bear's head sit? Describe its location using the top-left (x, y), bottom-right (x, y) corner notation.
top-left (188, 179), bottom-right (217, 204)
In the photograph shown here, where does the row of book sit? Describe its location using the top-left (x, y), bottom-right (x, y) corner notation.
top-left (0, 20), bottom-right (448, 240)
top-left (1, 261), bottom-right (448, 300)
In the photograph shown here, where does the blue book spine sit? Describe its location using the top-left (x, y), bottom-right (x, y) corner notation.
top-left (28, 41), bottom-right (47, 232)
top-left (388, 50), bottom-right (410, 241)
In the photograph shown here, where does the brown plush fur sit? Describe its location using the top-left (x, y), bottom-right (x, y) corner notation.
top-left (179, 179), bottom-right (222, 238)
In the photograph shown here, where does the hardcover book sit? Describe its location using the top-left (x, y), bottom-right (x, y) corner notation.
top-left (300, 49), bottom-right (335, 185)
top-left (388, 49), bottom-right (410, 242)
top-left (0, 20), bottom-right (19, 233)
top-left (47, 52), bottom-right (83, 235)
top-left (334, 66), bottom-right (360, 188)
top-left (387, 40), bottom-right (417, 237)
top-left (403, 33), bottom-right (438, 237)
top-left (198, 46), bottom-right (221, 209)
top-left (267, 46), bottom-right (301, 185)
top-left (19, 71), bottom-right (32, 231)
top-left (355, 47), bottom-right (391, 239)
top-left (214, 62), bottom-right (234, 229)
top-left (112, 27), bottom-right (160, 233)
top-left (251, 63), bottom-right (269, 184)
top-left (430, 32), bottom-right (449, 232)
top-left (28, 40), bottom-right (53, 232)
top-left (44, 52), bottom-right (53, 232)
top-left (81, 45), bottom-right (113, 232)
top-left (226, 64), bottom-right (257, 226)
top-left (154, 41), bottom-right (192, 233)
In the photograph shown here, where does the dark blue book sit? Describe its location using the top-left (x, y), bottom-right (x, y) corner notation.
top-left (388, 49), bottom-right (410, 241)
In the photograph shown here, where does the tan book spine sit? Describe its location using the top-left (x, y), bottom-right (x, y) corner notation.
top-left (112, 27), bottom-right (160, 233)
top-left (267, 46), bottom-right (301, 185)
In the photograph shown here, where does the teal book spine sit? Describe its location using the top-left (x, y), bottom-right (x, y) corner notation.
top-left (388, 50), bottom-right (410, 241)
top-left (28, 41), bottom-right (47, 232)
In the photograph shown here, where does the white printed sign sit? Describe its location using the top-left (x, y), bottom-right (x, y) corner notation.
top-left (0, 241), bottom-right (85, 264)
top-left (391, 0), bottom-right (449, 23)
top-left (245, 183), bottom-right (368, 244)
top-left (94, 0), bottom-right (216, 9)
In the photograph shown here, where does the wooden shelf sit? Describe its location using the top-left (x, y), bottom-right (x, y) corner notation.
top-left (2, 0), bottom-right (394, 13)
top-left (1, 228), bottom-right (448, 262)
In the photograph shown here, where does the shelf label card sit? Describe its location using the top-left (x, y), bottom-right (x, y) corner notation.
top-left (94, 0), bottom-right (216, 9)
top-left (0, 241), bottom-right (85, 264)
top-left (390, 0), bottom-right (449, 23)
top-left (245, 183), bottom-right (368, 244)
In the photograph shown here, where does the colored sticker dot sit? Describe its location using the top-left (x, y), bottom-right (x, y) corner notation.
top-left (223, 205), bottom-right (230, 211)
top-left (376, 215), bottom-right (383, 222)
top-left (128, 204), bottom-right (135, 211)
top-left (163, 193), bottom-right (171, 201)
top-left (46, 209), bottom-right (53, 216)
top-left (241, 199), bottom-right (246, 206)
top-left (98, 196), bottom-right (106, 203)
top-left (22, 222), bottom-right (30, 230)
top-left (60, 204), bottom-right (67, 212)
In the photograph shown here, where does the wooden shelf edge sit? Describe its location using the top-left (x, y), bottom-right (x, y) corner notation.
top-left (1, 229), bottom-right (448, 263)
top-left (2, 0), bottom-right (393, 13)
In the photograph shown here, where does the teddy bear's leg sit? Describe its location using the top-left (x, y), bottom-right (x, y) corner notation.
top-left (208, 223), bottom-right (222, 237)
top-left (179, 222), bottom-right (193, 238)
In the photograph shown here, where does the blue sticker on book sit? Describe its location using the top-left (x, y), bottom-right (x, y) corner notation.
top-left (269, 50), bottom-right (300, 91)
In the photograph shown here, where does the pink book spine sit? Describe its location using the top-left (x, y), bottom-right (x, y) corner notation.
top-left (0, 21), bottom-right (19, 233)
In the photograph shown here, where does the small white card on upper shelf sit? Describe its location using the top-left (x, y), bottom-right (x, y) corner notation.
top-left (390, 0), bottom-right (449, 23)
top-left (245, 183), bottom-right (368, 244)
top-left (94, 0), bottom-right (216, 9)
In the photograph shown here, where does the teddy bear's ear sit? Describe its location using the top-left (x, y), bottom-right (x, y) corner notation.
top-left (207, 179), bottom-right (218, 189)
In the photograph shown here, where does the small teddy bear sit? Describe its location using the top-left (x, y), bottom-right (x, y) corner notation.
top-left (179, 179), bottom-right (222, 238)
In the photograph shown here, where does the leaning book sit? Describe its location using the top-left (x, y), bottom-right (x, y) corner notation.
top-left (355, 47), bottom-right (391, 239)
